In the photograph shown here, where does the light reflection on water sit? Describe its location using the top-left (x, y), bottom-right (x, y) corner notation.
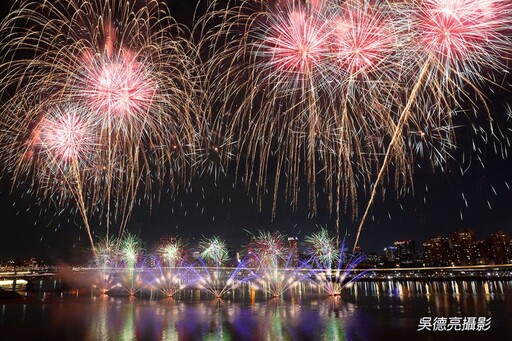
top-left (1, 280), bottom-right (511, 340)
top-left (15, 296), bottom-right (361, 340)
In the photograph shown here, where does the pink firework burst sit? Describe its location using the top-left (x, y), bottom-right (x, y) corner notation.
top-left (249, 231), bottom-right (288, 265)
top-left (411, 0), bottom-right (512, 80)
top-left (328, 1), bottom-right (398, 83)
top-left (36, 106), bottom-right (95, 164)
top-left (255, 3), bottom-right (331, 89)
top-left (84, 50), bottom-right (157, 125)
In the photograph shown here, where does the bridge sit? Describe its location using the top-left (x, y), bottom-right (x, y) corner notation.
top-left (1, 263), bottom-right (512, 292)
top-left (0, 268), bottom-right (56, 291)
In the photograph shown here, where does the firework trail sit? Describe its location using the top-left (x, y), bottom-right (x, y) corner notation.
top-left (324, 0), bottom-right (406, 244)
top-left (353, 0), bottom-right (512, 249)
top-left (0, 0), bottom-right (199, 252)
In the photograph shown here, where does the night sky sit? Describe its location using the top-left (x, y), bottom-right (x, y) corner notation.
top-left (1, 0), bottom-right (512, 262)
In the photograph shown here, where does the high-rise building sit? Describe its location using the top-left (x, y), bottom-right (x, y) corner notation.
top-left (475, 240), bottom-right (491, 265)
top-left (144, 254), bottom-right (156, 268)
top-left (490, 230), bottom-right (511, 264)
top-left (423, 237), bottom-right (452, 266)
top-left (452, 229), bottom-right (477, 265)
top-left (366, 252), bottom-right (380, 266)
top-left (393, 240), bottom-right (417, 263)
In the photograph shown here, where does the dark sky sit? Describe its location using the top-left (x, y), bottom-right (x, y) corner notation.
top-left (1, 0), bottom-right (512, 262)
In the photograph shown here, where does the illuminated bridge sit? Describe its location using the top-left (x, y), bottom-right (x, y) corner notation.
top-left (1, 264), bottom-right (512, 292)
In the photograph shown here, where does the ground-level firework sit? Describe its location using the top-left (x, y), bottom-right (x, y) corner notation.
top-left (84, 230), bottom-right (365, 299)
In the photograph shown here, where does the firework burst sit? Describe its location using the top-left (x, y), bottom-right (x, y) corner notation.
top-left (38, 110), bottom-right (94, 163)
top-left (0, 102), bottom-right (100, 247)
top-left (196, 0), bottom-right (512, 249)
top-left (197, 1), bottom-right (346, 219)
top-left (199, 236), bottom-right (230, 265)
top-left (248, 230), bottom-right (289, 265)
top-left (157, 237), bottom-right (186, 268)
top-left (83, 50), bottom-right (158, 130)
top-left (0, 0), bottom-right (200, 251)
top-left (120, 233), bottom-right (142, 269)
top-left (354, 0), bottom-right (512, 248)
top-left (19, 104), bottom-right (98, 179)
top-left (254, 4), bottom-right (331, 91)
top-left (196, 0), bottom-right (404, 240)
top-left (410, 0), bottom-right (511, 85)
top-left (305, 227), bottom-right (339, 266)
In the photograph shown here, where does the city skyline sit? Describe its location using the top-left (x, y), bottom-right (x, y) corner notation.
top-left (2, 226), bottom-right (511, 267)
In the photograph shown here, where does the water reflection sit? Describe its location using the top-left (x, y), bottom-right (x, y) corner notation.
top-left (1, 280), bottom-right (511, 340)
top-left (341, 280), bottom-right (512, 320)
